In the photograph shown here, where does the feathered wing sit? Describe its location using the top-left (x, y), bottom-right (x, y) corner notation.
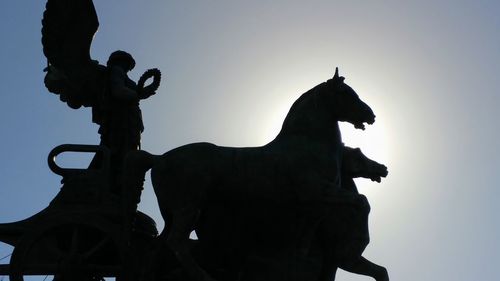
top-left (41, 0), bottom-right (106, 109)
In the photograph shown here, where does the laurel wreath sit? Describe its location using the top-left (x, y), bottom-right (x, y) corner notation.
top-left (137, 68), bottom-right (161, 97)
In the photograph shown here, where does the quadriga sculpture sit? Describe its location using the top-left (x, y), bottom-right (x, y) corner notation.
top-left (181, 146), bottom-right (389, 281)
top-left (124, 69), bottom-right (376, 281)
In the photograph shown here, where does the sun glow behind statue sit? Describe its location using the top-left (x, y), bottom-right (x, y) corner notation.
top-left (254, 74), bottom-right (392, 171)
top-left (341, 120), bottom-right (390, 180)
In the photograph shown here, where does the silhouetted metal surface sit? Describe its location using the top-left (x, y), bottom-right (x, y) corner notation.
top-left (0, 0), bottom-right (390, 280)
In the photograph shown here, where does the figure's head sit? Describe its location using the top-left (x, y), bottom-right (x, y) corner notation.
top-left (322, 68), bottom-right (375, 130)
top-left (342, 146), bottom-right (388, 182)
top-left (107, 50), bottom-right (136, 71)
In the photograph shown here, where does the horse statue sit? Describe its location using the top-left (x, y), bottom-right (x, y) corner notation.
top-left (341, 146), bottom-right (388, 192)
top-left (315, 146), bottom-right (389, 281)
top-left (166, 146), bottom-right (388, 281)
top-left (124, 68), bottom-right (377, 281)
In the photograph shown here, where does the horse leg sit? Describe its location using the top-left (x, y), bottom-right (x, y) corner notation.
top-left (315, 217), bottom-right (341, 281)
top-left (340, 256), bottom-right (388, 281)
top-left (330, 266), bottom-right (338, 281)
top-left (165, 206), bottom-right (216, 281)
top-left (317, 234), bottom-right (339, 281)
top-left (295, 203), bottom-right (327, 256)
top-left (319, 264), bottom-right (338, 281)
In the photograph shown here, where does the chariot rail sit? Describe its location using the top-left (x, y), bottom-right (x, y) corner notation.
top-left (48, 144), bottom-right (110, 177)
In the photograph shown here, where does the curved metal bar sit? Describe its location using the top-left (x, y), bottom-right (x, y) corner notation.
top-left (47, 144), bottom-right (110, 177)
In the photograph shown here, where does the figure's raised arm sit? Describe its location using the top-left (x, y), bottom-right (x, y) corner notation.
top-left (109, 65), bottom-right (139, 101)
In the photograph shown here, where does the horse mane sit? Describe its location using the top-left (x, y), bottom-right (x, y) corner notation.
top-left (277, 82), bottom-right (328, 138)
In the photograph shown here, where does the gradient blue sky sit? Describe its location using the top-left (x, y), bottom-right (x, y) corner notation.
top-left (1, 1), bottom-right (499, 280)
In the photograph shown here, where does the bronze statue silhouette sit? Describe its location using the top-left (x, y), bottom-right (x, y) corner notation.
top-left (123, 69), bottom-right (382, 281)
top-left (0, 1), bottom-right (161, 280)
top-left (317, 146), bottom-right (389, 281)
top-left (0, 1), bottom-right (392, 280)
top-left (159, 146), bottom-right (388, 281)
top-left (41, 0), bottom-right (161, 193)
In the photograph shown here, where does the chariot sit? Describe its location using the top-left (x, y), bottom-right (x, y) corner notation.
top-left (0, 144), bottom-right (159, 281)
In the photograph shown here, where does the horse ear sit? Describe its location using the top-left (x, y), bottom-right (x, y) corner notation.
top-left (328, 67), bottom-right (344, 84)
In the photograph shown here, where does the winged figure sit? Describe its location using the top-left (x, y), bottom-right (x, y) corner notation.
top-left (42, 0), bottom-right (161, 197)
top-left (41, 0), bottom-right (161, 178)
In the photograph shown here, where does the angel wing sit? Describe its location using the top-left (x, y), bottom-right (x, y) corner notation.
top-left (42, 0), bottom-right (107, 109)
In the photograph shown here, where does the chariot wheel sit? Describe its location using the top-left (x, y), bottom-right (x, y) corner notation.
top-left (9, 214), bottom-right (126, 281)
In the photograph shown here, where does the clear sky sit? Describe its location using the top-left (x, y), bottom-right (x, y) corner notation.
top-left (1, 1), bottom-right (499, 280)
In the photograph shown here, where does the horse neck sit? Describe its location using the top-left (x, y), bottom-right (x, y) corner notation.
top-left (341, 177), bottom-right (359, 194)
top-left (275, 85), bottom-right (341, 144)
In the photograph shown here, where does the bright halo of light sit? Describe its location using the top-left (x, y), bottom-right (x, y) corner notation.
top-left (255, 73), bottom-right (326, 145)
top-left (339, 119), bottom-right (391, 192)
top-left (258, 98), bottom-right (295, 143)
top-left (340, 121), bottom-right (389, 161)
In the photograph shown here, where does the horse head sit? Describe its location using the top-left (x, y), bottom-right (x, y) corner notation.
top-left (322, 68), bottom-right (376, 130)
top-left (342, 146), bottom-right (388, 182)
top-left (278, 68), bottom-right (376, 141)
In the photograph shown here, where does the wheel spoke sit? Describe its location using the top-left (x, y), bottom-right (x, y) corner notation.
top-left (82, 237), bottom-right (110, 260)
top-left (43, 236), bottom-right (64, 259)
top-left (69, 227), bottom-right (80, 256)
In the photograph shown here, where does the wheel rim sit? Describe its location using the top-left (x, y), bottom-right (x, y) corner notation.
top-left (9, 219), bottom-right (123, 281)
